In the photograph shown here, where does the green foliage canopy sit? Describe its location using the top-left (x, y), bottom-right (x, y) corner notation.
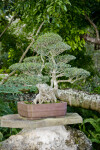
top-left (8, 33), bottom-right (90, 89)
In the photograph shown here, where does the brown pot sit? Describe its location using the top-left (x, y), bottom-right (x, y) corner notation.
top-left (17, 101), bottom-right (67, 120)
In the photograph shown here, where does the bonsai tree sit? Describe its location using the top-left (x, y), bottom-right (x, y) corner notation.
top-left (9, 33), bottom-right (90, 104)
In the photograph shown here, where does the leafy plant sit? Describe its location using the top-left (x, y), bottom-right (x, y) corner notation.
top-left (0, 98), bottom-right (21, 141)
top-left (83, 118), bottom-right (100, 143)
top-left (0, 127), bottom-right (21, 142)
top-left (91, 87), bottom-right (100, 94)
top-left (79, 117), bottom-right (100, 150)
top-left (0, 132), bottom-right (3, 142)
top-left (67, 106), bottom-right (100, 150)
top-left (0, 98), bottom-right (13, 116)
top-left (0, 80), bottom-right (39, 95)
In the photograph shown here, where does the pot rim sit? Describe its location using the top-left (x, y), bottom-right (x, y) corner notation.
top-left (18, 101), bottom-right (67, 106)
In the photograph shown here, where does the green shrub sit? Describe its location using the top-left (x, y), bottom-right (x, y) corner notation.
top-left (0, 98), bottom-right (21, 141)
top-left (0, 83), bottom-right (38, 94)
top-left (0, 69), bottom-right (4, 73)
top-left (81, 118), bottom-right (100, 143)
top-left (67, 106), bottom-right (100, 150)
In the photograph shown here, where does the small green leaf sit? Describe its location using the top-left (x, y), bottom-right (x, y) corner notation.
top-left (0, 132), bottom-right (3, 142)
top-left (63, 5), bottom-right (67, 11)
top-left (47, 6), bottom-right (53, 13)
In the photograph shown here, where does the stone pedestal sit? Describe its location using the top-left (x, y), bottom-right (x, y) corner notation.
top-left (0, 113), bottom-right (92, 150)
top-left (0, 126), bottom-right (92, 150)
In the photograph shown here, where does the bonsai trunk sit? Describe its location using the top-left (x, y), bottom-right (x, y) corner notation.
top-left (50, 53), bottom-right (58, 90)
top-left (33, 84), bottom-right (57, 104)
top-left (51, 69), bottom-right (58, 90)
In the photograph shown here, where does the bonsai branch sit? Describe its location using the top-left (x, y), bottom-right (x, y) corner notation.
top-left (56, 73), bottom-right (65, 78)
top-left (57, 79), bottom-right (73, 83)
top-left (57, 77), bottom-right (83, 84)
top-left (40, 55), bottom-right (45, 73)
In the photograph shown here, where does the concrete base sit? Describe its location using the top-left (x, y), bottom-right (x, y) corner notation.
top-left (0, 113), bottom-right (82, 129)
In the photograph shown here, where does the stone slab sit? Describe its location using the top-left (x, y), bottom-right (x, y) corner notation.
top-left (0, 113), bottom-right (82, 129)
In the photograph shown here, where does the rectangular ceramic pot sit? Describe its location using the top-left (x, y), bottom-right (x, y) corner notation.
top-left (17, 101), bottom-right (67, 120)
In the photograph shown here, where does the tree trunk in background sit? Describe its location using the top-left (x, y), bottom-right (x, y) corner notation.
top-left (84, 14), bottom-right (100, 46)
top-left (93, 50), bottom-right (100, 74)
top-left (56, 89), bottom-right (100, 113)
top-left (0, 14), bottom-right (16, 38)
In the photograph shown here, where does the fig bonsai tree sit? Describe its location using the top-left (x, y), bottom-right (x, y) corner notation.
top-left (9, 33), bottom-right (90, 104)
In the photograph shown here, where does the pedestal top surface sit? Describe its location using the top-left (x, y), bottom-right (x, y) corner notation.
top-left (0, 113), bottom-right (83, 129)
